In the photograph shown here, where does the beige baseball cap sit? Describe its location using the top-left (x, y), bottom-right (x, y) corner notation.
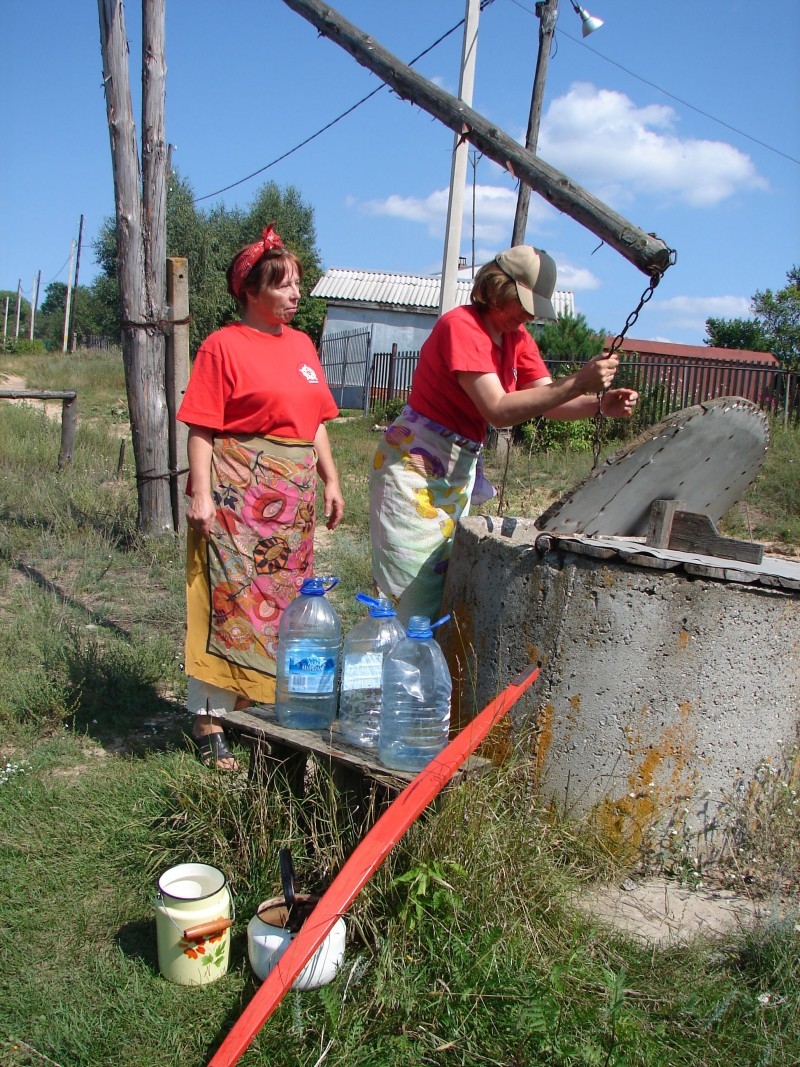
top-left (494, 245), bottom-right (558, 321)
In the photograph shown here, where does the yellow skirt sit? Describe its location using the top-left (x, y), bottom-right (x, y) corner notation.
top-left (184, 433), bottom-right (319, 705)
top-left (185, 529), bottom-right (276, 704)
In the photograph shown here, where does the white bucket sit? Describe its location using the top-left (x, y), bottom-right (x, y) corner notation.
top-left (247, 895), bottom-right (346, 990)
top-left (155, 862), bottom-right (232, 986)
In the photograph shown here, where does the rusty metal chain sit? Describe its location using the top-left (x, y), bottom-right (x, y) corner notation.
top-left (592, 247), bottom-right (678, 469)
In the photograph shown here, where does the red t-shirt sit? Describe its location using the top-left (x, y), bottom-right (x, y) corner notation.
top-left (408, 304), bottom-right (549, 442)
top-left (177, 323), bottom-right (338, 440)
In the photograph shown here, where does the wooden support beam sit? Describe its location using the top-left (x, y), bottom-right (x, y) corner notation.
top-left (646, 499), bottom-right (763, 564)
top-left (280, 0), bottom-right (675, 278)
top-left (646, 498), bottom-right (686, 549)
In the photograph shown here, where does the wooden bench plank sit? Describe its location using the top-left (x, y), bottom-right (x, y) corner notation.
top-left (220, 705), bottom-right (492, 791)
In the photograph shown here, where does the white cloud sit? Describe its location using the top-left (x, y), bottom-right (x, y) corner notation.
top-left (554, 262), bottom-right (601, 291)
top-left (359, 183), bottom-right (551, 244)
top-left (538, 82), bottom-right (768, 208)
top-left (649, 293), bottom-right (753, 336)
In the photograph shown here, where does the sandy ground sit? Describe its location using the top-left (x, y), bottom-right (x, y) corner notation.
top-left (0, 372), bottom-right (63, 419)
top-left (575, 876), bottom-right (797, 946)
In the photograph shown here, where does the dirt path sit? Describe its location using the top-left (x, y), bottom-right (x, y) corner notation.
top-left (0, 372), bottom-right (63, 420)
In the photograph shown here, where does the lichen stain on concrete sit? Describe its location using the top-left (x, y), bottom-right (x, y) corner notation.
top-left (562, 693), bottom-right (581, 744)
top-left (593, 704), bottom-right (701, 856)
top-left (532, 701), bottom-right (554, 774)
top-left (526, 643), bottom-right (546, 668)
top-left (443, 597), bottom-right (476, 733)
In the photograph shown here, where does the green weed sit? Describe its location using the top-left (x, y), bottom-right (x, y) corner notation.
top-left (1, 349), bottom-right (800, 1066)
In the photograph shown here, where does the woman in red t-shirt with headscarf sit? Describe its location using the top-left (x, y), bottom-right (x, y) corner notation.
top-left (370, 245), bottom-right (637, 624)
top-left (177, 225), bottom-right (344, 771)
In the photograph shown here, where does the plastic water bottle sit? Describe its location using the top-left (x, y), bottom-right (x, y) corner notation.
top-left (338, 594), bottom-right (404, 749)
top-left (275, 577), bottom-right (342, 730)
top-left (378, 615), bottom-right (452, 773)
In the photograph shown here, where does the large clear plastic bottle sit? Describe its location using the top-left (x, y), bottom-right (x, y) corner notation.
top-left (378, 615), bottom-right (452, 772)
top-left (275, 577), bottom-right (342, 731)
top-left (338, 594), bottom-right (404, 749)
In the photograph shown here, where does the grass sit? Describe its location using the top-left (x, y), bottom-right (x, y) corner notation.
top-left (1, 349), bottom-right (800, 1066)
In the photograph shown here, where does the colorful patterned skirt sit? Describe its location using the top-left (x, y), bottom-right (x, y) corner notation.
top-left (185, 434), bottom-right (317, 704)
top-left (369, 406), bottom-right (480, 623)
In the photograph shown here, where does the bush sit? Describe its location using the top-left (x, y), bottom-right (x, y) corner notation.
top-left (372, 398), bottom-right (405, 424)
top-left (6, 338), bottom-right (47, 355)
top-left (519, 415), bottom-right (596, 453)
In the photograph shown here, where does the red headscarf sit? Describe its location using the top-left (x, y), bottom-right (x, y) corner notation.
top-left (229, 223), bottom-right (284, 299)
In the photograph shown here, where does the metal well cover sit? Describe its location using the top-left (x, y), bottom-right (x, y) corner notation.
top-left (536, 397), bottom-right (770, 537)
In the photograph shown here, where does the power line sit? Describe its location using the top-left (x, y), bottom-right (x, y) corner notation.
top-left (507, 0), bottom-right (797, 165)
top-left (560, 28), bottom-right (800, 167)
top-left (193, 1), bottom-right (497, 205)
top-left (194, 0), bottom-right (796, 210)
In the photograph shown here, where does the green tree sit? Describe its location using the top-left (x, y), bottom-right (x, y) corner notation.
top-left (534, 311), bottom-right (606, 368)
top-left (34, 282), bottom-right (68, 348)
top-left (0, 290), bottom-right (31, 341)
top-left (752, 266), bottom-right (800, 370)
top-left (703, 267), bottom-right (799, 369)
top-left (91, 172), bottom-right (326, 353)
top-left (704, 317), bottom-right (770, 352)
top-left (518, 312), bottom-right (607, 452)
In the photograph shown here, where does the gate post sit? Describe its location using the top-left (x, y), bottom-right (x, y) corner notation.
top-left (166, 257), bottom-right (190, 533)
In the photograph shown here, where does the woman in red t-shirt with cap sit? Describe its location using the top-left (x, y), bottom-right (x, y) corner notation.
top-left (370, 245), bottom-right (638, 623)
top-left (177, 225), bottom-right (344, 771)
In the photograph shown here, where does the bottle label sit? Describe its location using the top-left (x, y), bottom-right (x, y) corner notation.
top-left (286, 651), bottom-right (336, 694)
top-left (341, 652), bottom-right (382, 691)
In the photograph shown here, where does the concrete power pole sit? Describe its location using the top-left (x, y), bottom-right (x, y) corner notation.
top-left (438, 0), bottom-right (480, 316)
top-left (29, 273), bottom-right (41, 341)
top-left (62, 240), bottom-right (76, 353)
top-left (14, 281), bottom-right (22, 339)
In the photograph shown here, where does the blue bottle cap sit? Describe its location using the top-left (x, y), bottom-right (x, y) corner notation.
top-left (355, 592), bottom-right (397, 617)
top-left (300, 576), bottom-right (339, 596)
top-left (405, 613), bottom-right (451, 638)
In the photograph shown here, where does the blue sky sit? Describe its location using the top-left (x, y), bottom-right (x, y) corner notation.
top-left (2, 0), bottom-right (798, 346)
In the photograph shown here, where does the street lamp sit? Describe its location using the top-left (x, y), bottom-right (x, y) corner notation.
top-left (510, 0), bottom-right (603, 247)
top-left (571, 1), bottom-right (603, 37)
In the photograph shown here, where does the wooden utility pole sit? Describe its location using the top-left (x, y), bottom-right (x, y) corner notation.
top-left (165, 257), bottom-right (190, 533)
top-left (511, 0), bottom-right (557, 246)
top-left (69, 215), bottom-right (85, 352)
top-left (98, 0), bottom-right (172, 534)
top-left (281, 0), bottom-right (673, 278)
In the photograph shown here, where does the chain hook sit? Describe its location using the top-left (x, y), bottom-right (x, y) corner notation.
top-left (591, 246), bottom-right (677, 469)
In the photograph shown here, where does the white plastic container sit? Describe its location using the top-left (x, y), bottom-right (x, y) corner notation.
top-left (339, 594), bottom-right (404, 749)
top-left (247, 896), bottom-right (346, 990)
top-left (379, 615), bottom-right (452, 772)
top-left (275, 576), bottom-right (342, 730)
top-left (155, 862), bottom-right (232, 985)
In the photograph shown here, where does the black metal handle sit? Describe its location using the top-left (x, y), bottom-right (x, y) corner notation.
top-left (279, 848), bottom-right (297, 930)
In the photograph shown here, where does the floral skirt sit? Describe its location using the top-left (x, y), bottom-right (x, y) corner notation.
top-left (185, 434), bottom-right (317, 703)
top-left (369, 406), bottom-right (479, 623)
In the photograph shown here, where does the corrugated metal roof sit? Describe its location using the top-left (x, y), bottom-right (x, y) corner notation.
top-left (311, 268), bottom-right (574, 317)
top-left (608, 337), bottom-right (778, 365)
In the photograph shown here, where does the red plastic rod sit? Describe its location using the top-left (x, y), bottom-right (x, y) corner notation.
top-left (208, 665), bottom-right (540, 1067)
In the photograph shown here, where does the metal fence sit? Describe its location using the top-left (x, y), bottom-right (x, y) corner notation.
top-left (546, 356), bottom-right (800, 427)
top-left (353, 347), bottom-right (800, 428)
top-left (318, 328), bottom-right (373, 411)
